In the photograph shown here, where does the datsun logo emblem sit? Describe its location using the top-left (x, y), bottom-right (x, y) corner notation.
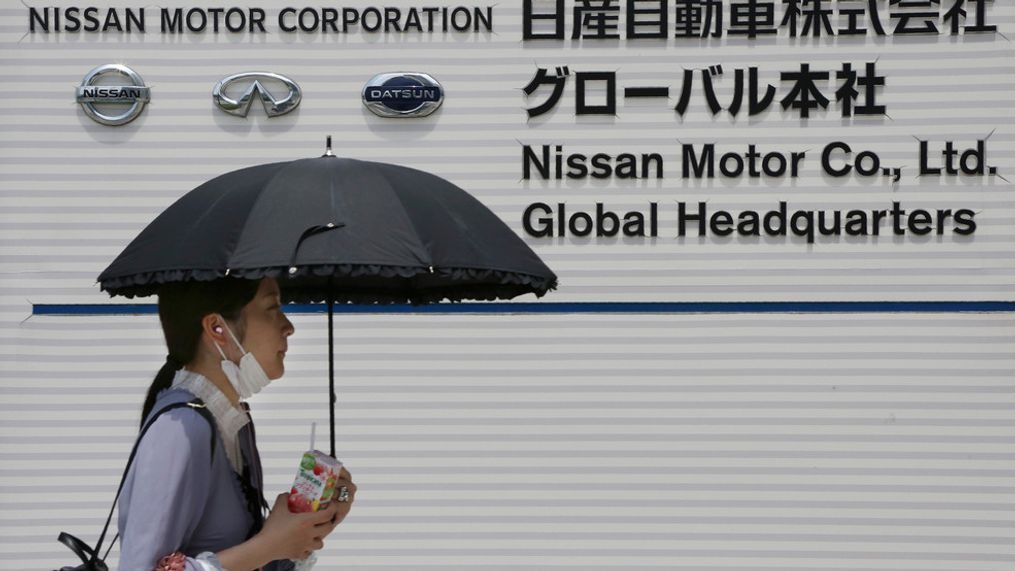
top-left (362, 73), bottom-right (444, 118)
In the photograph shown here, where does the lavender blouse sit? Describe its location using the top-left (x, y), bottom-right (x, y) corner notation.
top-left (117, 382), bottom-right (294, 571)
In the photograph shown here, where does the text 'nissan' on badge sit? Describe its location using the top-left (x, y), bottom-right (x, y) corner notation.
top-left (75, 64), bottom-right (151, 126)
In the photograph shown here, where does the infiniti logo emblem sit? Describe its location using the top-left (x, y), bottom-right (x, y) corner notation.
top-left (212, 72), bottom-right (302, 117)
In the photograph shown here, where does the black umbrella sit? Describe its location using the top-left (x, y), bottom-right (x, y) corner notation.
top-left (98, 139), bottom-right (557, 456)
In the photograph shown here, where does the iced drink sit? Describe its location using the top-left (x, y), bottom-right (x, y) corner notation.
top-left (288, 450), bottom-right (342, 513)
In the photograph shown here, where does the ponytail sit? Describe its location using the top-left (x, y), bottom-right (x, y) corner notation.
top-left (140, 278), bottom-right (260, 429)
top-left (140, 361), bottom-right (182, 430)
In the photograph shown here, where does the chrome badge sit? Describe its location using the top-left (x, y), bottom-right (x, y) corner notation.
top-left (213, 72), bottom-right (302, 117)
top-left (362, 73), bottom-right (444, 118)
top-left (75, 64), bottom-right (151, 126)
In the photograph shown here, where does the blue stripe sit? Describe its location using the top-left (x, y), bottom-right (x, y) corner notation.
top-left (32, 301), bottom-right (1015, 316)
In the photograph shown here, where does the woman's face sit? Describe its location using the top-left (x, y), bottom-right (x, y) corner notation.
top-left (236, 278), bottom-right (295, 380)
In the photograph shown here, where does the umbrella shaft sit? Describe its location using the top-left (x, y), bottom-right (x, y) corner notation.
top-left (328, 278), bottom-right (336, 459)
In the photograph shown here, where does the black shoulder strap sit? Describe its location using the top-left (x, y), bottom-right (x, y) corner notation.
top-left (85, 398), bottom-right (217, 566)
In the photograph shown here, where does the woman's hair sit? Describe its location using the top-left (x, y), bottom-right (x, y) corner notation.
top-left (140, 277), bottom-right (261, 428)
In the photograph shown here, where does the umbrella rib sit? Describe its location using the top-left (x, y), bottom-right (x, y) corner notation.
top-left (224, 163), bottom-right (294, 273)
top-left (375, 167), bottom-right (433, 271)
top-left (372, 167), bottom-right (558, 295)
top-left (375, 172), bottom-right (550, 280)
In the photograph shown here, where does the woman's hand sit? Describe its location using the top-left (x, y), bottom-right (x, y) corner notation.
top-left (306, 467), bottom-right (358, 545)
top-left (257, 493), bottom-right (342, 560)
top-left (258, 470), bottom-right (356, 561)
top-left (329, 467), bottom-right (357, 526)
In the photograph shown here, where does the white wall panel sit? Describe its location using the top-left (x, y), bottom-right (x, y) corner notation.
top-left (2, 1), bottom-right (1013, 569)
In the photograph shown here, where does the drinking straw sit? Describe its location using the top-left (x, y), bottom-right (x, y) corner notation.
top-left (310, 422), bottom-right (316, 451)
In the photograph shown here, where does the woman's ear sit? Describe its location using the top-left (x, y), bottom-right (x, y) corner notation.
top-left (201, 314), bottom-right (227, 343)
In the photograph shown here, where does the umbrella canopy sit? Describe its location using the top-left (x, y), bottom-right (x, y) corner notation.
top-left (97, 149), bottom-right (557, 457)
top-left (98, 154), bottom-right (556, 303)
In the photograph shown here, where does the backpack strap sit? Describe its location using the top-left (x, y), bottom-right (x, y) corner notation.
top-left (82, 398), bottom-right (216, 567)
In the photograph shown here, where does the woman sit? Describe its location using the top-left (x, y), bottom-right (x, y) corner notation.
top-left (117, 276), bottom-right (356, 570)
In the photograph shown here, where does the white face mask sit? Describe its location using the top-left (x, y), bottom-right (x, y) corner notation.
top-left (213, 317), bottom-right (271, 400)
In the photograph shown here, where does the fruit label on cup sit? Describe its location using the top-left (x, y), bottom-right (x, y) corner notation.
top-left (288, 450), bottom-right (342, 513)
